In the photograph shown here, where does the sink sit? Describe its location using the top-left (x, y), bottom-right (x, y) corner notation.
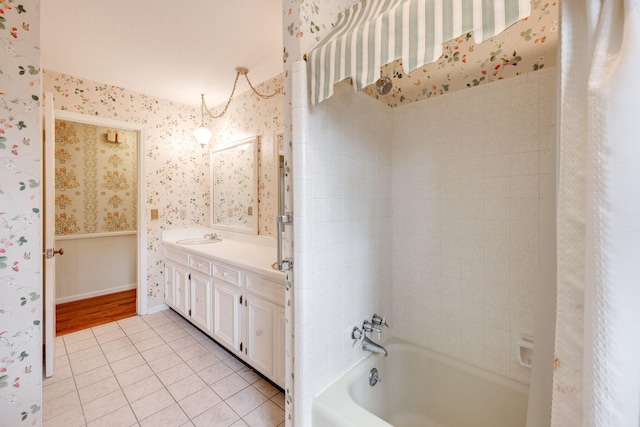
top-left (176, 237), bottom-right (221, 245)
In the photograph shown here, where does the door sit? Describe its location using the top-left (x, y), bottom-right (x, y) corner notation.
top-left (44, 92), bottom-right (59, 378)
top-left (190, 272), bottom-right (212, 333)
top-left (174, 263), bottom-right (190, 318)
top-left (245, 296), bottom-right (274, 378)
top-left (213, 280), bottom-right (241, 351)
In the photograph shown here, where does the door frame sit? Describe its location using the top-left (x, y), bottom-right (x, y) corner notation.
top-left (52, 110), bottom-right (148, 315)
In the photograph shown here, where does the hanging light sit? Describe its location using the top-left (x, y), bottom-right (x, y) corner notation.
top-left (193, 67), bottom-right (281, 146)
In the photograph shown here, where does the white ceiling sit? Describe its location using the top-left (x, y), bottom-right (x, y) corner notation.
top-left (41, 0), bottom-right (284, 107)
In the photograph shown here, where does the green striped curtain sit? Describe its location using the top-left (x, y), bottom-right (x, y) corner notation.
top-left (307, 0), bottom-right (531, 105)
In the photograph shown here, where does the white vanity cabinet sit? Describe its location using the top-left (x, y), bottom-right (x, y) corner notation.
top-left (162, 244), bottom-right (285, 388)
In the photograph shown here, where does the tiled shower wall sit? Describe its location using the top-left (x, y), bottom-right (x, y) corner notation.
top-left (294, 74), bottom-right (393, 425)
top-left (391, 67), bottom-right (557, 383)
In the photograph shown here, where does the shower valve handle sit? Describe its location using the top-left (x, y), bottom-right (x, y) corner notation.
top-left (363, 321), bottom-right (382, 340)
top-left (372, 313), bottom-right (389, 328)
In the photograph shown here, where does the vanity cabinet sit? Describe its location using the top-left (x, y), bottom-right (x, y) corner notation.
top-left (163, 245), bottom-right (285, 388)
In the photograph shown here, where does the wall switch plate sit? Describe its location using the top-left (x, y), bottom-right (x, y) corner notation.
top-left (150, 209), bottom-right (158, 220)
top-left (247, 206), bottom-right (253, 216)
top-left (180, 209), bottom-right (187, 219)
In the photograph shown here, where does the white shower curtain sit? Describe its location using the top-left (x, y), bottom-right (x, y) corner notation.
top-left (553, 0), bottom-right (640, 426)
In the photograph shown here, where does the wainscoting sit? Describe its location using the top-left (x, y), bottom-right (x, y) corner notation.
top-left (55, 232), bottom-right (137, 303)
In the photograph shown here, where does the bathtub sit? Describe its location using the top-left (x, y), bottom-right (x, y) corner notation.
top-left (313, 337), bottom-right (529, 427)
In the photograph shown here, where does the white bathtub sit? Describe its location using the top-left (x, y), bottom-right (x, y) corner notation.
top-left (313, 337), bottom-right (529, 427)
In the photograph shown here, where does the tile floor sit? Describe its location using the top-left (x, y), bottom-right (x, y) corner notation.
top-left (42, 309), bottom-right (285, 427)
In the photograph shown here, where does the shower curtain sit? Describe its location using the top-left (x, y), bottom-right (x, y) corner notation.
top-left (553, 0), bottom-right (640, 425)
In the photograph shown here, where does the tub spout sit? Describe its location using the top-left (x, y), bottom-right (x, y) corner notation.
top-left (362, 335), bottom-right (388, 357)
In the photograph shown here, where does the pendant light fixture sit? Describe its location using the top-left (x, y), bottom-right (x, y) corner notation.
top-left (193, 67), bottom-right (281, 146)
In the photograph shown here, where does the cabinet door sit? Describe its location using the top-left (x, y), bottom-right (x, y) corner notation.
top-left (245, 296), bottom-right (274, 378)
top-left (274, 305), bottom-right (286, 388)
top-left (164, 259), bottom-right (176, 308)
top-left (174, 263), bottom-right (190, 318)
top-left (213, 280), bottom-right (241, 352)
top-left (190, 272), bottom-right (212, 333)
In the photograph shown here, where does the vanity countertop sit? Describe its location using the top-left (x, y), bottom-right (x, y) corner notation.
top-left (162, 228), bottom-right (285, 282)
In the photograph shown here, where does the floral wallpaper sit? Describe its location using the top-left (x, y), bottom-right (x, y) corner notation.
top-left (54, 120), bottom-right (137, 235)
top-left (211, 141), bottom-right (256, 230)
top-left (0, 0), bottom-right (43, 425)
top-left (44, 70), bottom-right (284, 309)
top-left (363, 0), bottom-right (558, 105)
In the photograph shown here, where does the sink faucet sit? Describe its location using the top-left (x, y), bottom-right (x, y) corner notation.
top-left (204, 233), bottom-right (220, 240)
top-left (362, 335), bottom-right (388, 357)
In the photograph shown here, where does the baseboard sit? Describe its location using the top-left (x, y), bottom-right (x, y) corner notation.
top-left (56, 284), bottom-right (137, 304)
top-left (147, 303), bottom-right (169, 314)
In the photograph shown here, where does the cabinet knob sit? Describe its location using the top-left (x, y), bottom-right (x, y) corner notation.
top-left (223, 272), bottom-right (229, 277)
top-left (197, 297), bottom-right (202, 302)
top-left (256, 330), bottom-right (262, 336)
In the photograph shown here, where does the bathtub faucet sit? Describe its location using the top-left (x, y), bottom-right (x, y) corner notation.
top-left (362, 335), bottom-right (388, 357)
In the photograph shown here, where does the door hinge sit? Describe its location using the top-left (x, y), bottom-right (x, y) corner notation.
top-left (188, 273), bottom-right (191, 280)
top-left (239, 295), bottom-right (243, 305)
top-left (188, 309), bottom-right (191, 317)
top-left (240, 342), bottom-right (243, 352)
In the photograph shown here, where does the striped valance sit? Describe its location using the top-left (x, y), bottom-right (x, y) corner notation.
top-left (307, 0), bottom-right (531, 105)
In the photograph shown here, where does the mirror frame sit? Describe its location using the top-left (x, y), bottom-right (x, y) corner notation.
top-left (209, 135), bottom-right (259, 235)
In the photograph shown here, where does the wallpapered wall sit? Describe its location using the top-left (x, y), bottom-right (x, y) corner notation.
top-left (44, 70), bottom-right (284, 309)
top-left (55, 120), bottom-right (137, 235)
top-left (0, 0), bottom-right (43, 425)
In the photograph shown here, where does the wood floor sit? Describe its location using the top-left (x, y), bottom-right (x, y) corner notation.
top-left (56, 289), bottom-right (137, 336)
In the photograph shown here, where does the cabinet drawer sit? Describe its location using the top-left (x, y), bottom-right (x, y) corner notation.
top-left (165, 247), bottom-right (189, 265)
top-left (189, 255), bottom-right (213, 275)
top-left (212, 262), bottom-right (241, 286)
top-left (245, 273), bottom-right (284, 306)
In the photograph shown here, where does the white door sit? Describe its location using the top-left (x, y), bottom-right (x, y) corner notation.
top-left (43, 92), bottom-right (59, 378)
top-left (245, 296), bottom-right (274, 378)
top-left (213, 281), bottom-right (241, 352)
top-left (190, 272), bottom-right (212, 333)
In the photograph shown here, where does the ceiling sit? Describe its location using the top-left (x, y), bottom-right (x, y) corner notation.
top-left (41, 0), bottom-right (284, 107)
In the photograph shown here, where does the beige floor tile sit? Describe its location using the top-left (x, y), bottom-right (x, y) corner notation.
top-left (167, 373), bottom-right (207, 401)
top-left (42, 362), bottom-right (73, 387)
top-left (140, 402), bottom-right (189, 427)
top-left (186, 352), bottom-right (219, 372)
top-left (242, 400), bottom-right (285, 427)
top-left (41, 406), bottom-right (85, 427)
top-left (211, 373), bottom-right (249, 400)
top-left (167, 335), bottom-right (199, 351)
top-left (92, 322), bottom-right (122, 337)
top-left (140, 343), bottom-right (175, 363)
top-left (197, 361), bottom-right (235, 385)
top-left (152, 320), bottom-right (182, 335)
top-left (270, 393), bottom-right (285, 410)
top-left (127, 329), bottom-right (159, 344)
top-left (63, 328), bottom-right (95, 345)
top-left (156, 362), bottom-right (195, 387)
top-left (116, 363), bottom-right (155, 388)
top-left (105, 344), bottom-right (139, 363)
top-left (74, 365), bottom-right (115, 389)
top-left (123, 374), bottom-right (165, 403)
top-left (43, 390), bottom-right (81, 420)
top-left (236, 367), bottom-right (262, 384)
top-left (67, 344), bottom-right (104, 364)
top-left (43, 376), bottom-right (76, 403)
top-left (222, 357), bottom-right (244, 372)
top-left (178, 387), bottom-right (222, 419)
top-left (82, 389), bottom-right (128, 422)
top-left (252, 379), bottom-right (280, 398)
top-left (70, 353), bottom-right (109, 376)
top-left (225, 386), bottom-right (268, 417)
top-left (86, 404), bottom-right (137, 427)
top-left (65, 336), bottom-right (99, 354)
top-left (148, 352), bottom-right (183, 373)
top-left (192, 402), bottom-right (239, 427)
top-left (230, 420), bottom-right (249, 427)
top-left (79, 376), bottom-right (121, 405)
top-left (143, 312), bottom-right (174, 328)
top-left (110, 353), bottom-right (146, 374)
top-left (95, 329), bottom-right (127, 344)
top-left (161, 328), bottom-right (188, 343)
top-left (134, 335), bottom-right (165, 352)
top-left (100, 336), bottom-right (134, 354)
top-left (176, 343), bottom-right (209, 361)
top-left (121, 321), bottom-right (153, 336)
top-left (130, 388), bottom-right (175, 421)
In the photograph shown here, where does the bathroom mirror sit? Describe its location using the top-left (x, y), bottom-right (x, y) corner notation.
top-left (210, 136), bottom-right (259, 234)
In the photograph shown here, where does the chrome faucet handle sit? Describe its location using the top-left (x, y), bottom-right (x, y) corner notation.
top-left (362, 320), bottom-right (382, 340)
top-left (372, 313), bottom-right (389, 328)
top-left (351, 327), bottom-right (364, 347)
